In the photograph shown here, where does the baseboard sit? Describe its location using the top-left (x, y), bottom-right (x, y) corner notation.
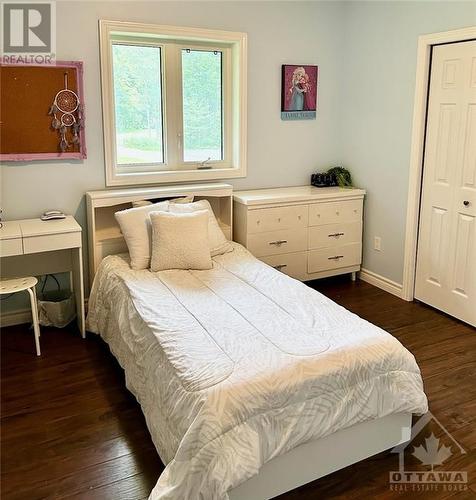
top-left (0, 299), bottom-right (88, 328)
top-left (0, 308), bottom-right (33, 328)
top-left (359, 268), bottom-right (404, 299)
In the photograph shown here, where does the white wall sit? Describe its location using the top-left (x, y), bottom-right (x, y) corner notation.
top-left (1, 0), bottom-right (345, 222)
top-left (340, 1), bottom-right (476, 284)
top-left (1, 0), bottom-right (345, 312)
top-left (1, 2), bottom-right (342, 310)
top-left (1, 1), bottom-right (475, 316)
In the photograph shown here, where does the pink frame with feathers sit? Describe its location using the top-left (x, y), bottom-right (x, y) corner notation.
top-left (0, 60), bottom-right (87, 161)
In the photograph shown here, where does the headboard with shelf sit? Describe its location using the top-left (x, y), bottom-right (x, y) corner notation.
top-left (86, 183), bottom-right (233, 284)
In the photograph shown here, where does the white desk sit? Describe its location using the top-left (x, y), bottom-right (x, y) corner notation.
top-left (0, 216), bottom-right (85, 337)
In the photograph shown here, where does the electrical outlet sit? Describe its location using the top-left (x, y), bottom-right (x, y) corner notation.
top-left (374, 236), bottom-right (382, 251)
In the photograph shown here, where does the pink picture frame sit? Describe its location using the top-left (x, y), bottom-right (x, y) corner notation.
top-left (281, 64), bottom-right (318, 121)
top-left (0, 60), bottom-right (87, 161)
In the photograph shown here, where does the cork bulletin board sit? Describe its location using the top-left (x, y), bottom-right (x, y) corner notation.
top-left (0, 61), bottom-right (86, 161)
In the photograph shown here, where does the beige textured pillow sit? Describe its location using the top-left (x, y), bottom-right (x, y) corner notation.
top-left (115, 200), bottom-right (169, 270)
top-left (169, 199), bottom-right (232, 256)
top-left (150, 210), bottom-right (212, 271)
top-left (132, 195), bottom-right (194, 208)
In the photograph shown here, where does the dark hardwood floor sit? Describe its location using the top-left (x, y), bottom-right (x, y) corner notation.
top-left (1, 277), bottom-right (475, 499)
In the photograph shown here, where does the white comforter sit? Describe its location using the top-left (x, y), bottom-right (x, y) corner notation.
top-left (87, 243), bottom-right (427, 500)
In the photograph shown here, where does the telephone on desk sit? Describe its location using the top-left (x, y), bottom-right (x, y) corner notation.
top-left (41, 210), bottom-right (66, 221)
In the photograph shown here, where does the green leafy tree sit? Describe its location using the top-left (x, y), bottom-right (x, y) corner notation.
top-left (112, 45), bottom-right (222, 160)
top-left (182, 49), bottom-right (222, 153)
top-left (112, 44), bottom-right (163, 143)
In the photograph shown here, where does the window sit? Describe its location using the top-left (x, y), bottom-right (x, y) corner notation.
top-left (112, 44), bottom-right (164, 165)
top-left (182, 49), bottom-right (222, 162)
top-left (100, 21), bottom-right (247, 186)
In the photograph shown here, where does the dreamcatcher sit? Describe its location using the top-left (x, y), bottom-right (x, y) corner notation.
top-left (48, 73), bottom-right (83, 152)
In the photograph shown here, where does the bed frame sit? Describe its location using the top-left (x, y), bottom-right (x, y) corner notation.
top-left (230, 412), bottom-right (411, 499)
top-left (86, 182), bottom-right (233, 285)
top-left (85, 182), bottom-right (413, 499)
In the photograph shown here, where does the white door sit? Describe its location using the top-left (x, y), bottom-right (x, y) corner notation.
top-left (415, 40), bottom-right (476, 327)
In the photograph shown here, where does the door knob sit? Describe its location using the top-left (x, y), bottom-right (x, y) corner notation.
top-left (463, 200), bottom-right (470, 206)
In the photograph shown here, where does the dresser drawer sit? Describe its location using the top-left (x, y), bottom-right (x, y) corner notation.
top-left (308, 243), bottom-right (361, 273)
top-left (247, 228), bottom-right (307, 257)
top-left (309, 221), bottom-right (362, 249)
top-left (309, 199), bottom-right (362, 226)
top-left (261, 252), bottom-right (307, 280)
top-left (0, 238), bottom-right (23, 257)
top-left (247, 205), bottom-right (308, 234)
top-left (23, 232), bottom-right (81, 254)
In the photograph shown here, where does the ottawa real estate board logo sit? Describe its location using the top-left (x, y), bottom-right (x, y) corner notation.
top-left (1, 1), bottom-right (56, 63)
top-left (389, 411), bottom-right (468, 493)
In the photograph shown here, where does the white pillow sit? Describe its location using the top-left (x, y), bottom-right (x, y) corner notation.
top-left (169, 199), bottom-right (232, 256)
top-left (131, 195), bottom-right (194, 208)
top-left (131, 199), bottom-right (153, 208)
top-left (171, 195), bottom-right (195, 204)
top-left (115, 200), bottom-right (169, 270)
top-left (150, 210), bottom-right (212, 271)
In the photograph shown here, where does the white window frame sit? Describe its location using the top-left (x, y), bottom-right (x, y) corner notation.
top-left (99, 20), bottom-right (247, 186)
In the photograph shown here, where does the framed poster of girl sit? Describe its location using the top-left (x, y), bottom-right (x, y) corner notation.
top-left (281, 64), bottom-right (318, 120)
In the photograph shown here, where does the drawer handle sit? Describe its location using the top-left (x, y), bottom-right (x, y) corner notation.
top-left (328, 232), bottom-right (344, 238)
top-left (269, 239), bottom-right (287, 246)
top-left (273, 264), bottom-right (287, 270)
top-left (328, 255), bottom-right (344, 260)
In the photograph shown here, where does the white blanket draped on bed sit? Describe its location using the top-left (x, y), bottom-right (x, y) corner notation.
top-left (87, 243), bottom-right (428, 500)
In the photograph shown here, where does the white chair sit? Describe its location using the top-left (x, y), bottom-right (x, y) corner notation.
top-left (0, 277), bottom-right (41, 356)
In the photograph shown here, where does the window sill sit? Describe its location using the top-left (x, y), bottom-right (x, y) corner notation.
top-left (106, 163), bottom-right (247, 187)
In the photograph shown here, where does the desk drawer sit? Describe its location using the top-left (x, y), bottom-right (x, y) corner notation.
top-left (261, 252), bottom-right (307, 280)
top-left (309, 221), bottom-right (362, 249)
top-left (308, 243), bottom-right (361, 273)
top-left (309, 199), bottom-right (362, 226)
top-left (247, 228), bottom-right (307, 257)
top-left (0, 238), bottom-right (23, 257)
top-left (23, 232), bottom-right (81, 254)
top-left (248, 205), bottom-right (308, 234)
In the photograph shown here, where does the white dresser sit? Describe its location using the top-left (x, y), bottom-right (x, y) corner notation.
top-left (233, 186), bottom-right (366, 281)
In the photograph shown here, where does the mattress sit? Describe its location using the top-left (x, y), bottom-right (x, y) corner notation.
top-left (86, 242), bottom-right (428, 500)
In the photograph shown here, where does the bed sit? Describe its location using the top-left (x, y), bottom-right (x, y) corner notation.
top-left (85, 183), bottom-right (428, 500)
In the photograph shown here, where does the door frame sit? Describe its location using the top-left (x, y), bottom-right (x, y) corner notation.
top-left (402, 26), bottom-right (476, 301)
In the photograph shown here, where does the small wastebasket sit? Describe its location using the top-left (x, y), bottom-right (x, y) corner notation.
top-left (37, 289), bottom-right (76, 328)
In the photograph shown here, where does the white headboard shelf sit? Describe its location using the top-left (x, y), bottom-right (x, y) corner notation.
top-left (86, 183), bottom-right (233, 284)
